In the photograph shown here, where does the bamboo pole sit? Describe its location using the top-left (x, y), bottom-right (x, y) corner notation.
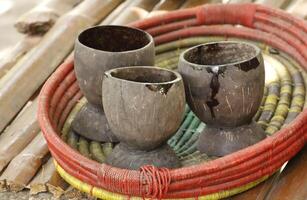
top-left (0, 133), bottom-right (49, 191)
top-left (0, 0), bottom-right (125, 190)
top-left (0, 36), bottom-right (41, 79)
top-left (29, 158), bottom-right (68, 196)
top-left (101, 0), bottom-right (135, 25)
top-left (110, 0), bottom-right (160, 25)
top-left (149, 0), bottom-right (185, 17)
top-left (0, 97), bottom-right (39, 172)
top-left (255, 0), bottom-right (292, 9)
top-left (180, 0), bottom-right (222, 8)
top-left (227, 0), bottom-right (253, 3)
top-left (0, 0), bottom-right (123, 133)
top-left (287, 0), bottom-right (307, 19)
top-left (15, 0), bottom-right (83, 35)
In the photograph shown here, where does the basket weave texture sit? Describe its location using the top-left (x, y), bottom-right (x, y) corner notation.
top-left (38, 3), bottom-right (307, 199)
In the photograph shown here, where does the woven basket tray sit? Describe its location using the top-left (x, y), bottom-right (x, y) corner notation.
top-left (38, 3), bottom-right (307, 199)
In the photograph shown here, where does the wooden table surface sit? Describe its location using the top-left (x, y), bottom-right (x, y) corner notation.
top-left (229, 146), bottom-right (307, 200)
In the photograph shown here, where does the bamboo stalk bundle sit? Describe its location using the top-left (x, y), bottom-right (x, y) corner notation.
top-left (227, 0), bottom-right (253, 3)
top-left (0, 0), bottom-right (123, 133)
top-left (6, 0), bottom-right (164, 187)
top-left (0, 36), bottom-right (41, 79)
top-left (29, 158), bottom-right (68, 196)
top-left (15, 0), bottom-right (83, 35)
top-left (255, 0), bottom-right (292, 9)
top-left (149, 0), bottom-right (185, 17)
top-left (0, 133), bottom-right (49, 191)
top-left (110, 0), bottom-right (160, 25)
top-left (0, 97), bottom-right (39, 172)
top-left (100, 0), bottom-right (134, 25)
top-left (287, 0), bottom-right (307, 19)
top-left (181, 0), bottom-right (222, 8)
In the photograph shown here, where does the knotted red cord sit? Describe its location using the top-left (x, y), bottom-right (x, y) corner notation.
top-left (140, 165), bottom-right (171, 199)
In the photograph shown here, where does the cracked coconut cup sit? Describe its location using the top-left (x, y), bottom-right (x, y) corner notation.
top-left (102, 66), bottom-right (185, 169)
top-left (179, 41), bottom-right (267, 157)
top-left (73, 25), bottom-right (155, 142)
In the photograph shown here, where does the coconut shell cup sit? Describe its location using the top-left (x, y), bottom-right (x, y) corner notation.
top-left (178, 41), bottom-right (267, 157)
top-left (102, 66), bottom-right (185, 169)
top-left (73, 25), bottom-right (155, 142)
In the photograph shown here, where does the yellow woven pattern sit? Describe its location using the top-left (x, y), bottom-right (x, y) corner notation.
top-left (54, 160), bottom-right (269, 200)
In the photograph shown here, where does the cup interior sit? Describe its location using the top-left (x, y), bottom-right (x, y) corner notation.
top-left (108, 67), bottom-right (178, 84)
top-left (78, 26), bottom-right (151, 52)
top-left (184, 42), bottom-right (258, 66)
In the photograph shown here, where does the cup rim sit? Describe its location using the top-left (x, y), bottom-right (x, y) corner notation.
top-left (104, 66), bottom-right (182, 85)
top-left (180, 41), bottom-right (261, 69)
top-left (76, 25), bottom-right (154, 54)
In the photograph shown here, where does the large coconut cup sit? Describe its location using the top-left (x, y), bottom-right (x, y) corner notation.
top-left (73, 25), bottom-right (155, 142)
top-left (178, 41), bottom-right (267, 157)
top-left (103, 66), bottom-right (185, 169)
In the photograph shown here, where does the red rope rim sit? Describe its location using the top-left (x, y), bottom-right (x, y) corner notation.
top-left (38, 3), bottom-right (307, 198)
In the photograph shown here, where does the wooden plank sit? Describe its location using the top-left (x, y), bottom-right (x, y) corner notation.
top-left (266, 146), bottom-right (307, 200)
top-left (0, 0), bottom-right (123, 133)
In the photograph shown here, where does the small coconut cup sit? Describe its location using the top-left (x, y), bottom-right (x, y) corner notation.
top-left (178, 41), bottom-right (267, 157)
top-left (73, 25), bottom-right (155, 142)
top-left (102, 66), bottom-right (185, 169)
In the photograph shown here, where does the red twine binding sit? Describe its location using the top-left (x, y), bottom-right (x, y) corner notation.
top-left (140, 165), bottom-right (171, 199)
